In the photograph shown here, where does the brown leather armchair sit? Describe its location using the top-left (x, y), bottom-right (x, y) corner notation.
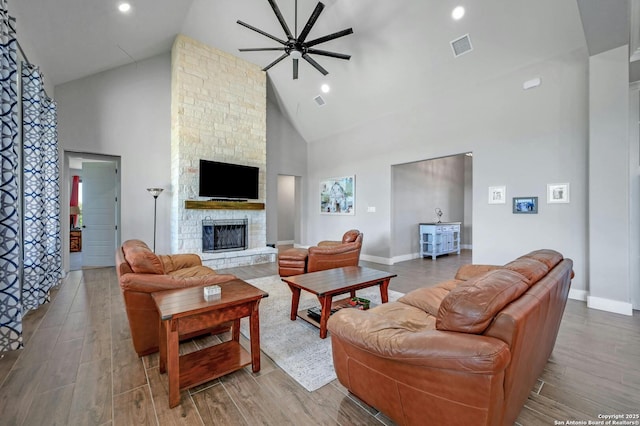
top-left (115, 239), bottom-right (237, 356)
top-left (278, 230), bottom-right (363, 277)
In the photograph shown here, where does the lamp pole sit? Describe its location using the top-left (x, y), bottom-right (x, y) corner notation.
top-left (146, 188), bottom-right (164, 252)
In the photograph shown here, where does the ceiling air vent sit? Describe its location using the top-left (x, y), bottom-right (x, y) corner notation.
top-left (314, 95), bottom-right (326, 107)
top-left (450, 34), bottom-right (473, 57)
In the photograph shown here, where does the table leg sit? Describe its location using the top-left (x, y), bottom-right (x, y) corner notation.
top-left (249, 300), bottom-right (261, 373)
top-left (159, 318), bottom-right (167, 374)
top-left (232, 319), bottom-right (240, 342)
top-left (287, 285), bottom-right (301, 321)
top-left (167, 319), bottom-right (180, 408)
top-left (318, 295), bottom-right (333, 339)
top-left (379, 278), bottom-right (390, 303)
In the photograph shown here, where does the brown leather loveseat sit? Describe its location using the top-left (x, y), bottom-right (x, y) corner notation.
top-left (278, 229), bottom-right (363, 277)
top-left (115, 239), bottom-right (236, 356)
top-left (328, 249), bottom-right (573, 426)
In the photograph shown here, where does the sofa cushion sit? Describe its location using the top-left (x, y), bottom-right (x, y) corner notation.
top-left (522, 249), bottom-right (563, 269)
top-left (436, 269), bottom-right (529, 334)
top-left (454, 264), bottom-right (502, 281)
top-left (122, 240), bottom-right (164, 274)
top-left (167, 265), bottom-right (218, 278)
top-left (399, 279), bottom-right (462, 316)
top-left (504, 258), bottom-right (548, 285)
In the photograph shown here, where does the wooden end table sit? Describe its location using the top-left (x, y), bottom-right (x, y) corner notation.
top-left (281, 266), bottom-right (397, 339)
top-left (152, 279), bottom-right (268, 408)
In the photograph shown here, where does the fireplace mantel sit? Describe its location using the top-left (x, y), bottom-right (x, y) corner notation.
top-left (184, 200), bottom-right (265, 210)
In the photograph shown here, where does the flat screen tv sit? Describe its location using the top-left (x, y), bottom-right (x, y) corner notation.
top-left (198, 159), bottom-right (259, 200)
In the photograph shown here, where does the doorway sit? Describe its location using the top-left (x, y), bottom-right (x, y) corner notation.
top-left (64, 152), bottom-right (121, 271)
top-left (276, 175), bottom-right (302, 247)
top-left (390, 153), bottom-right (472, 261)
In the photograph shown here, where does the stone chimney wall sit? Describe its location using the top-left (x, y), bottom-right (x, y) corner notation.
top-left (170, 34), bottom-right (267, 255)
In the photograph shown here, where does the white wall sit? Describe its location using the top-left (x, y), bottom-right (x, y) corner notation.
top-left (56, 53), bottom-right (172, 253)
top-left (630, 87), bottom-right (640, 310)
top-left (266, 92), bottom-right (307, 245)
top-left (588, 45), bottom-right (632, 314)
top-left (306, 48), bottom-right (590, 294)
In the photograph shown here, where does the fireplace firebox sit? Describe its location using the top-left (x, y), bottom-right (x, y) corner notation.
top-left (202, 218), bottom-right (248, 252)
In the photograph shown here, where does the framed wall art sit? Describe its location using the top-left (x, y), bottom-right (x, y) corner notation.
top-left (488, 186), bottom-right (506, 204)
top-left (320, 175), bottom-right (355, 215)
top-left (547, 183), bottom-right (570, 203)
top-left (513, 196), bottom-right (538, 214)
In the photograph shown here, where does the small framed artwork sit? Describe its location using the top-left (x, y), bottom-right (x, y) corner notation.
top-left (513, 197), bottom-right (538, 214)
top-left (488, 186), bottom-right (506, 204)
top-left (320, 175), bottom-right (355, 215)
top-left (547, 183), bottom-right (570, 203)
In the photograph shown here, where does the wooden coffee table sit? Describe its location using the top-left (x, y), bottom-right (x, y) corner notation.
top-left (281, 266), bottom-right (397, 339)
top-left (152, 279), bottom-right (268, 408)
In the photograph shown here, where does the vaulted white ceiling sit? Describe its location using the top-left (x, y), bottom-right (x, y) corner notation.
top-left (11, 0), bottom-right (631, 143)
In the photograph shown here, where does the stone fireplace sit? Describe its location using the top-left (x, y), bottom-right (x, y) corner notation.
top-left (170, 34), bottom-right (275, 268)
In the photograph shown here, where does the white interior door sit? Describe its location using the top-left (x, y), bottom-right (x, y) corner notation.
top-left (82, 161), bottom-right (117, 267)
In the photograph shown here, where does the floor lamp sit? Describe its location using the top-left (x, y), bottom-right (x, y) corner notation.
top-left (146, 188), bottom-right (164, 252)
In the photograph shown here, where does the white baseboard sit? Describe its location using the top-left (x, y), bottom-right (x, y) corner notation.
top-left (360, 254), bottom-right (395, 265)
top-left (568, 289), bottom-right (587, 301)
top-left (277, 240), bottom-right (294, 246)
top-left (587, 295), bottom-right (633, 316)
top-left (461, 244), bottom-right (473, 250)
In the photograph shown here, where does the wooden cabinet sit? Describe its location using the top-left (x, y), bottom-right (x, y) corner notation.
top-left (70, 230), bottom-right (82, 252)
top-left (419, 222), bottom-right (461, 260)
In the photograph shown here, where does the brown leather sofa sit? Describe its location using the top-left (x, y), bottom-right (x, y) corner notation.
top-left (328, 249), bottom-right (573, 426)
top-left (277, 229), bottom-right (363, 277)
top-left (115, 239), bottom-right (237, 356)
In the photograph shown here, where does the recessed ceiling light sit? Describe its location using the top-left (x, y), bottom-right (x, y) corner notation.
top-left (321, 84), bottom-right (330, 93)
top-left (452, 6), bottom-right (465, 20)
top-left (118, 3), bottom-right (131, 13)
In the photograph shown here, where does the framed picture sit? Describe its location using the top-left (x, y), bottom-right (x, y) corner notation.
top-left (513, 197), bottom-right (538, 214)
top-left (547, 183), bottom-right (570, 203)
top-left (488, 186), bottom-right (506, 204)
top-left (320, 175), bottom-right (355, 215)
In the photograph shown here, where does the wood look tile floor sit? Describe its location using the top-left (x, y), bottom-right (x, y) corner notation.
top-left (0, 249), bottom-right (639, 425)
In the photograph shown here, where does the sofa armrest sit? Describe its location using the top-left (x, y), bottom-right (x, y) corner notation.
top-left (454, 264), bottom-right (502, 281)
top-left (328, 309), bottom-right (510, 374)
top-left (159, 254), bottom-right (203, 273)
top-left (120, 273), bottom-right (236, 294)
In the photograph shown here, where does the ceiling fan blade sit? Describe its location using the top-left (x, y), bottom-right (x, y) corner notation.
top-left (302, 53), bottom-right (328, 76)
top-left (239, 47), bottom-right (286, 52)
top-left (263, 52), bottom-right (289, 71)
top-left (306, 48), bottom-right (351, 60)
top-left (293, 58), bottom-right (299, 80)
top-left (298, 2), bottom-right (325, 43)
top-left (267, 0), bottom-right (293, 39)
top-left (306, 28), bottom-right (354, 47)
top-left (237, 20), bottom-right (287, 45)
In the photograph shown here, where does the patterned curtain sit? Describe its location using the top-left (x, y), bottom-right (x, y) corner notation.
top-left (22, 63), bottom-right (61, 312)
top-left (0, 0), bottom-right (21, 351)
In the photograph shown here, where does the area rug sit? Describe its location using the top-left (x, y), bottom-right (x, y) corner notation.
top-left (240, 275), bottom-right (403, 392)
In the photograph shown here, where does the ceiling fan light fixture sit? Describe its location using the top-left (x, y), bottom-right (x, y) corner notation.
top-left (290, 50), bottom-right (302, 60)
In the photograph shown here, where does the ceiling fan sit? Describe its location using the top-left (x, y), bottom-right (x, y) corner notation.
top-left (237, 0), bottom-right (353, 79)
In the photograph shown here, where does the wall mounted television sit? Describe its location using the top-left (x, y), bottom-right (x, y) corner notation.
top-left (198, 159), bottom-right (259, 200)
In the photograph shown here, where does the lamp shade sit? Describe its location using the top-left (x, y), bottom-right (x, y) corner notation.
top-left (146, 188), bottom-right (164, 197)
top-left (69, 206), bottom-right (81, 215)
